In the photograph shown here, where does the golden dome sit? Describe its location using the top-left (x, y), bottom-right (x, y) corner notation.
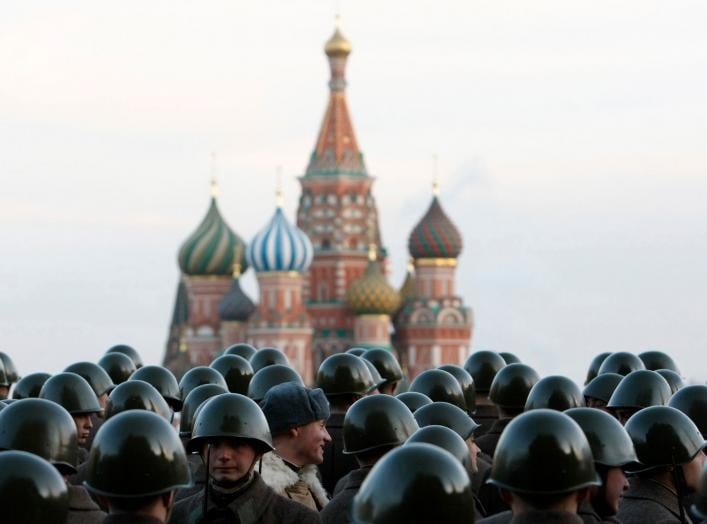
top-left (325, 22), bottom-right (352, 58)
top-left (346, 246), bottom-right (400, 316)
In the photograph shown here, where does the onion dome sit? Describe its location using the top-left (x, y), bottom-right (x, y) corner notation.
top-left (324, 19), bottom-right (352, 58)
top-left (217, 261), bottom-right (255, 322)
top-left (346, 246), bottom-right (401, 316)
top-left (178, 192), bottom-right (247, 276)
top-left (408, 195), bottom-right (462, 260)
top-left (247, 206), bottom-right (313, 273)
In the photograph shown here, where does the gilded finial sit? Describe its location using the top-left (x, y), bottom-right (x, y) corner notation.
top-left (432, 154), bottom-right (440, 197)
top-left (407, 256), bottom-right (415, 273)
top-left (210, 152), bottom-right (219, 198)
top-left (232, 245), bottom-right (242, 278)
top-left (368, 243), bottom-right (377, 262)
top-left (275, 166), bottom-right (284, 208)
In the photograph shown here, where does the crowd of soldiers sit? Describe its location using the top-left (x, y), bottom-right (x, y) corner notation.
top-left (0, 344), bottom-right (706, 523)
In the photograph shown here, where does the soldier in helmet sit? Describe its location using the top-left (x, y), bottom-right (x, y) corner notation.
top-left (464, 351), bottom-right (506, 435)
top-left (171, 393), bottom-right (320, 523)
top-left (64, 361), bottom-right (115, 449)
top-left (321, 395), bottom-right (418, 524)
top-left (582, 373), bottom-right (623, 412)
top-left (362, 348), bottom-right (404, 395)
top-left (260, 382), bottom-right (331, 511)
top-left (606, 370), bottom-right (672, 425)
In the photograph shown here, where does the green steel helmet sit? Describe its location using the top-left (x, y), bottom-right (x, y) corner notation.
top-left (105, 344), bottom-right (143, 368)
top-left (414, 401), bottom-right (480, 440)
top-left (409, 369), bottom-right (467, 411)
top-left (638, 350), bottom-right (680, 373)
top-left (12, 372), bottom-right (51, 400)
top-left (187, 393), bottom-right (274, 454)
top-left (248, 364), bottom-right (304, 402)
top-left (223, 343), bottom-right (257, 361)
top-left (499, 352), bottom-right (521, 364)
top-left (179, 366), bottom-right (228, 400)
top-left (524, 375), bottom-right (584, 412)
top-left (396, 391), bottom-right (433, 413)
top-left (179, 383), bottom-right (228, 437)
top-left (406, 425), bottom-right (472, 471)
top-left (342, 395), bottom-right (418, 455)
top-left (655, 369), bottom-right (685, 394)
top-left (352, 443), bottom-right (475, 524)
top-left (693, 465), bottom-right (707, 520)
top-left (624, 406), bottom-right (706, 472)
top-left (346, 347), bottom-right (368, 357)
top-left (606, 370), bottom-right (671, 410)
top-left (85, 410), bottom-right (190, 497)
top-left (585, 352), bottom-right (612, 385)
top-left (489, 409), bottom-right (600, 495)
top-left (98, 352), bottom-right (136, 385)
top-left (0, 398), bottom-right (79, 474)
top-left (463, 350), bottom-right (506, 393)
top-left (250, 347), bottom-right (289, 373)
top-left (104, 380), bottom-right (172, 421)
top-left (317, 353), bottom-right (374, 397)
top-left (0, 450), bottom-right (69, 524)
top-left (597, 352), bottom-right (645, 376)
top-left (582, 373), bottom-right (623, 403)
top-left (361, 358), bottom-right (386, 390)
top-left (669, 385), bottom-right (707, 438)
top-left (438, 364), bottom-right (477, 413)
top-left (363, 349), bottom-right (404, 384)
top-left (489, 363), bottom-right (540, 410)
top-left (0, 352), bottom-right (19, 383)
top-left (565, 407), bottom-right (640, 468)
top-left (210, 355), bottom-right (254, 395)
top-left (0, 362), bottom-right (8, 387)
top-left (130, 365), bottom-right (182, 410)
top-left (39, 372), bottom-right (101, 415)
top-left (64, 362), bottom-right (114, 397)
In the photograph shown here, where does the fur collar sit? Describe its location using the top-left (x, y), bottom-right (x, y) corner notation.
top-left (259, 452), bottom-right (329, 508)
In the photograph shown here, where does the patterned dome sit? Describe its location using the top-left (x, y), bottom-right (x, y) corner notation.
top-left (408, 196), bottom-right (462, 259)
top-left (247, 207), bottom-right (313, 273)
top-left (346, 252), bottom-right (400, 316)
top-left (178, 197), bottom-right (247, 276)
top-left (217, 276), bottom-right (255, 322)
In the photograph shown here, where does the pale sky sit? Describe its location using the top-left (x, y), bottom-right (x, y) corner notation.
top-left (2, 1), bottom-right (706, 384)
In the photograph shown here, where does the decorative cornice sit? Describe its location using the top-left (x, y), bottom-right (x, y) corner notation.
top-left (414, 258), bottom-right (458, 268)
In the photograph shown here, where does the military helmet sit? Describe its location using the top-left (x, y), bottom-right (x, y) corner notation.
top-left (692, 464), bottom-right (707, 519)
top-left (352, 443), bottom-right (475, 524)
top-left (396, 391), bottom-right (433, 413)
top-left (342, 395), bottom-right (418, 455)
top-left (669, 385), bottom-right (707, 438)
top-left (624, 406), bottom-right (706, 472)
top-left (0, 398), bottom-right (78, 474)
top-left (223, 343), bottom-right (257, 361)
top-left (64, 362), bottom-right (114, 397)
top-left (39, 372), bottom-right (101, 415)
top-left (582, 373), bottom-right (623, 403)
top-left (409, 369), bottom-right (467, 411)
top-left (210, 354), bottom-right (254, 395)
top-left (0, 352), bottom-right (19, 383)
top-left (565, 407), bottom-right (639, 468)
top-left (0, 450), bottom-right (69, 524)
top-left (438, 364), bottom-right (477, 413)
top-left (524, 375), bottom-right (584, 411)
top-left (363, 349), bottom-right (404, 385)
top-left (489, 409), bottom-right (600, 495)
top-left (499, 352), bottom-right (521, 364)
top-left (463, 351), bottom-right (506, 393)
top-left (97, 352), bottom-right (136, 385)
top-left (597, 352), bottom-right (645, 376)
top-left (85, 411), bottom-right (190, 497)
top-left (638, 350), bottom-right (679, 373)
top-left (250, 347), bottom-right (289, 373)
top-left (607, 370), bottom-right (671, 410)
top-left (406, 425), bottom-right (472, 471)
top-left (414, 401), bottom-right (479, 440)
top-left (105, 344), bottom-right (143, 368)
top-left (585, 352), bottom-right (612, 385)
top-left (179, 366), bottom-right (228, 400)
top-left (179, 383), bottom-right (228, 438)
top-left (317, 353), bottom-right (374, 397)
top-left (248, 364), bottom-right (304, 402)
top-left (130, 365), bottom-right (182, 410)
top-left (346, 347), bottom-right (368, 357)
top-left (361, 358), bottom-right (386, 391)
top-left (655, 369), bottom-right (685, 394)
top-left (104, 380), bottom-right (172, 421)
top-left (489, 363), bottom-right (540, 410)
top-left (188, 393), bottom-right (274, 454)
top-left (12, 372), bottom-right (51, 400)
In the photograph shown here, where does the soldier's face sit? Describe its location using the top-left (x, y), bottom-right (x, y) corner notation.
top-left (682, 450), bottom-right (706, 491)
top-left (73, 414), bottom-right (93, 445)
top-left (614, 408), bottom-right (638, 426)
top-left (0, 386), bottom-right (8, 400)
top-left (585, 397), bottom-right (609, 412)
top-left (597, 467), bottom-right (628, 515)
top-left (465, 436), bottom-right (481, 474)
top-left (378, 382), bottom-right (397, 395)
top-left (205, 438), bottom-right (258, 483)
top-left (294, 419), bottom-right (331, 466)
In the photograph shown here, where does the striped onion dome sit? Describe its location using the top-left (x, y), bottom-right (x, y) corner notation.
top-left (346, 253), bottom-right (400, 316)
top-left (408, 196), bottom-right (462, 259)
top-left (247, 207), bottom-right (313, 273)
top-left (178, 197), bottom-right (247, 276)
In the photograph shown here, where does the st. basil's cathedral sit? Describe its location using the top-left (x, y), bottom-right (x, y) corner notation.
top-left (162, 23), bottom-right (473, 383)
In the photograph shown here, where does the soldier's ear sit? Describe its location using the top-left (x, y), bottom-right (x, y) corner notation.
top-left (289, 427), bottom-right (300, 439)
top-left (575, 487), bottom-right (592, 504)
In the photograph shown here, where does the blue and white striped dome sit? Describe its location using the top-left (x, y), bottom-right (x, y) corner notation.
top-left (247, 207), bottom-right (313, 273)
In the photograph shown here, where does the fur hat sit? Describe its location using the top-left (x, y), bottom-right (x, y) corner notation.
top-left (261, 383), bottom-right (330, 435)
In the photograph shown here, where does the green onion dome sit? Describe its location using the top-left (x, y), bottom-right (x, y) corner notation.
top-left (346, 248), bottom-right (401, 316)
top-left (178, 197), bottom-right (247, 276)
top-left (408, 196), bottom-right (462, 260)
